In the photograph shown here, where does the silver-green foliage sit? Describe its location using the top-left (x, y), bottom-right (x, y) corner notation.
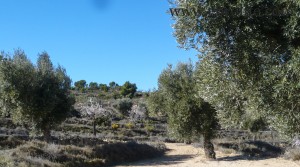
top-left (149, 62), bottom-right (218, 141)
top-left (196, 52), bottom-right (268, 132)
top-left (148, 61), bottom-right (218, 159)
top-left (0, 50), bottom-right (74, 137)
top-left (170, 0), bottom-right (300, 138)
top-left (146, 90), bottom-right (167, 117)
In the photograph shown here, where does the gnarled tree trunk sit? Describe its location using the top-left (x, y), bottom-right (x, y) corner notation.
top-left (203, 134), bottom-right (216, 159)
top-left (43, 125), bottom-right (51, 142)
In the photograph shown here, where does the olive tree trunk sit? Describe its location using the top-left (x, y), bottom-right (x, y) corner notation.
top-left (43, 126), bottom-right (51, 142)
top-left (93, 120), bottom-right (96, 136)
top-left (203, 134), bottom-right (216, 159)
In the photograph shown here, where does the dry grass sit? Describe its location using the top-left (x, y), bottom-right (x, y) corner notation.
top-left (0, 155), bottom-right (15, 167)
top-left (0, 140), bottom-right (166, 167)
top-left (285, 148), bottom-right (300, 161)
top-left (0, 136), bottom-right (24, 149)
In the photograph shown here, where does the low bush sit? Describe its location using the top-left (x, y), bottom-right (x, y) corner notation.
top-left (145, 125), bottom-right (155, 133)
top-left (0, 136), bottom-right (25, 149)
top-left (111, 123), bottom-right (119, 130)
top-left (125, 122), bottom-right (135, 129)
top-left (113, 98), bottom-right (133, 116)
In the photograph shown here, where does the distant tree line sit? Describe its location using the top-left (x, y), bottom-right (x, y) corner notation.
top-left (73, 80), bottom-right (138, 98)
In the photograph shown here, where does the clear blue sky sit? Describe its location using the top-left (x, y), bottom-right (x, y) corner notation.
top-left (0, 0), bottom-right (198, 91)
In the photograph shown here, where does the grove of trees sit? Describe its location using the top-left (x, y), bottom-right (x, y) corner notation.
top-left (0, 0), bottom-right (299, 162)
top-left (145, 0), bottom-right (300, 160)
top-left (74, 80), bottom-right (137, 99)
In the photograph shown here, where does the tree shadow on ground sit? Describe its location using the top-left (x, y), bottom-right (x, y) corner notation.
top-left (114, 149), bottom-right (195, 166)
top-left (217, 141), bottom-right (284, 161)
top-left (217, 154), bottom-right (278, 161)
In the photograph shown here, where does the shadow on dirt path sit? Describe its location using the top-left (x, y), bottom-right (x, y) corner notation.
top-left (115, 144), bottom-right (198, 166)
top-left (119, 154), bottom-right (195, 166)
top-left (115, 143), bottom-right (300, 167)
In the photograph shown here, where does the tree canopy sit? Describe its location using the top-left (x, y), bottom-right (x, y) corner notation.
top-left (170, 0), bottom-right (300, 138)
top-left (74, 80), bottom-right (87, 91)
top-left (120, 81), bottom-right (137, 98)
top-left (0, 50), bottom-right (74, 140)
top-left (109, 81), bottom-right (119, 89)
top-left (99, 83), bottom-right (109, 92)
top-left (89, 82), bottom-right (99, 90)
top-left (148, 62), bottom-right (218, 159)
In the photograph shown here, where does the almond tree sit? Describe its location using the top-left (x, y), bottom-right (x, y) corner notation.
top-left (129, 103), bottom-right (147, 122)
top-left (79, 97), bottom-right (111, 136)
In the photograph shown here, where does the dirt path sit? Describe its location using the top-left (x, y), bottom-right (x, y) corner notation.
top-left (116, 143), bottom-right (300, 167)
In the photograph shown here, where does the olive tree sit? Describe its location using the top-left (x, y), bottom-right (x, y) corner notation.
top-left (148, 62), bottom-right (218, 159)
top-left (0, 50), bottom-right (74, 141)
top-left (146, 90), bottom-right (167, 117)
top-left (195, 53), bottom-right (269, 131)
top-left (170, 0), bottom-right (300, 138)
top-left (113, 98), bottom-right (133, 116)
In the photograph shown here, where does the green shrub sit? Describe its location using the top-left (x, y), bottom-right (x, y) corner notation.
top-left (111, 123), bottom-right (119, 130)
top-left (98, 93), bottom-right (107, 99)
top-left (145, 125), bottom-right (155, 133)
top-left (113, 98), bottom-right (133, 116)
top-left (95, 117), bottom-right (111, 127)
top-left (120, 81), bottom-right (137, 98)
top-left (125, 122), bottom-right (135, 129)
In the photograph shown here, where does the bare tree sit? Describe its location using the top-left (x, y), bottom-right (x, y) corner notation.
top-left (129, 104), bottom-right (147, 122)
top-left (292, 137), bottom-right (300, 148)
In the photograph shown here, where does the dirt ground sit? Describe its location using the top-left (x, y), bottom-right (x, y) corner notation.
top-left (116, 143), bottom-right (300, 167)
